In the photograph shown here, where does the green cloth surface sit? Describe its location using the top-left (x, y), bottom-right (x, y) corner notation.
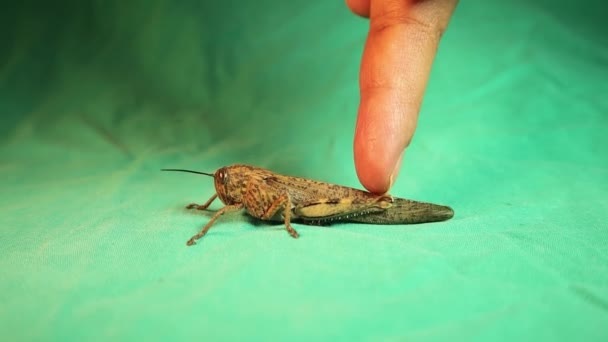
top-left (1, 0), bottom-right (607, 340)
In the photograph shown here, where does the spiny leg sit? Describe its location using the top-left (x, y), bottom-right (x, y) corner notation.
top-left (186, 193), bottom-right (218, 211)
top-left (261, 194), bottom-right (299, 238)
top-left (187, 203), bottom-right (244, 246)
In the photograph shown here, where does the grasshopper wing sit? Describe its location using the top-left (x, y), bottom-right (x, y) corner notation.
top-left (345, 197), bottom-right (454, 224)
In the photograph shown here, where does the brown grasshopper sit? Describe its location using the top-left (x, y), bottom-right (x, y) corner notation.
top-left (162, 164), bottom-right (454, 246)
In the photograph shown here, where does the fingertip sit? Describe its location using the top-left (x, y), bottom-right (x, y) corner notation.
top-left (354, 147), bottom-right (391, 194)
top-left (354, 82), bottom-right (416, 193)
top-left (389, 152), bottom-right (404, 189)
top-left (345, 0), bottom-right (370, 18)
top-left (354, 139), bottom-right (405, 194)
top-left (354, 112), bottom-right (405, 194)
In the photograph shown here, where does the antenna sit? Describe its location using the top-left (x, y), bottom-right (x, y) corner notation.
top-left (161, 169), bottom-right (214, 177)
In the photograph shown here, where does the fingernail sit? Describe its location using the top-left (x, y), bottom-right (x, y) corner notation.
top-left (388, 153), bottom-right (404, 190)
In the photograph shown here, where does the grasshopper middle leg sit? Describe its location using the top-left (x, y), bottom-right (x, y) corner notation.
top-left (261, 194), bottom-right (299, 239)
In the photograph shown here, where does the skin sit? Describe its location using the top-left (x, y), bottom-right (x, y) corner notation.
top-left (347, 0), bottom-right (459, 194)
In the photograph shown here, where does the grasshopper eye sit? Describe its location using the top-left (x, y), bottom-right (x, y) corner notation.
top-left (218, 170), bottom-right (228, 184)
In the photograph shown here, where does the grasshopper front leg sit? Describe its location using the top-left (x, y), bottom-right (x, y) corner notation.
top-left (186, 193), bottom-right (218, 211)
top-left (260, 194), bottom-right (299, 239)
top-left (186, 203), bottom-right (244, 246)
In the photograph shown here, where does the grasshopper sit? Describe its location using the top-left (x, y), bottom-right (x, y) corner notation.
top-left (162, 164), bottom-right (454, 246)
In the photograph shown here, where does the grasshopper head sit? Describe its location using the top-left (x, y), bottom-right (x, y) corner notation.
top-left (213, 165), bottom-right (249, 205)
top-left (213, 164), bottom-right (269, 205)
top-left (161, 166), bottom-right (239, 205)
top-left (213, 166), bottom-right (232, 203)
top-left (162, 164), bottom-right (265, 206)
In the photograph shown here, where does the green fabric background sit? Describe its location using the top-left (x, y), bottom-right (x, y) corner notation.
top-left (1, 0), bottom-right (607, 340)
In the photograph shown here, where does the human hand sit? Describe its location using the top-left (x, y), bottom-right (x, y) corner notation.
top-left (348, 0), bottom-right (458, 194)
